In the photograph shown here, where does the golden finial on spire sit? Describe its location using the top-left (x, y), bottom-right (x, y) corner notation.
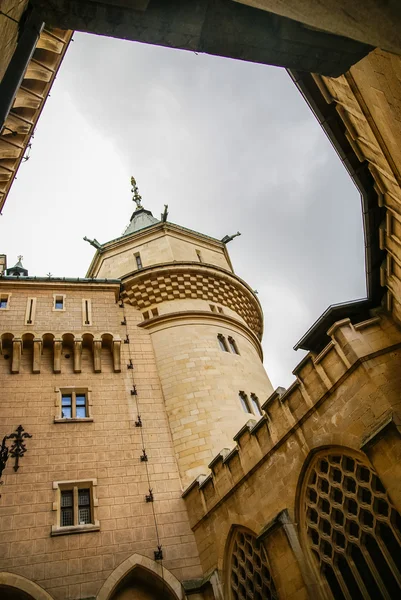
top-left (131, 176), bottom-right (142, 210)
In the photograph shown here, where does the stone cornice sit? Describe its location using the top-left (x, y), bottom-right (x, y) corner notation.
top-left (0, 278), bottom-right (121, 299)
top-left (122, 261), bottom-right (264, 339)
top-left (138, 309), bottom-right (263, 360)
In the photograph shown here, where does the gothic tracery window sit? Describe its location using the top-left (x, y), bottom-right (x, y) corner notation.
top-left (302, 450), bottom-right (401, 599)
top-left (229, 528), bottom-right (278, 600)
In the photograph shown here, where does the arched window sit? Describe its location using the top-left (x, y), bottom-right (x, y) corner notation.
top-left (301, 449), bottom-right (401, 599)
top-left (228, 528), bottom-right (278, 600)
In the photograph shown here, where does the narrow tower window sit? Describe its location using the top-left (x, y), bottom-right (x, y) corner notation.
top-left (210, 304), bottom-right (217, 312)
top-left (135, 253), bottom-right (143, 269)
top-left (239, 391), bottom-right (251, 414)
top-left (217, 306), bottom-right (224, 314)
top-left (250, 394), bottom-right (262, 417)
top-left (0, 295), bottom-right (9, 309)
top-left (151, 307), bottom-right (159, 317)
top-left (82, 299), bottom-right (92, 326)
top-left (196, 249), bottom-right (203, 262)
top-left (228, 336), bottom-right (239, 354)
top-left (25, 298), bottom-right (36, 324)
top-left (218, 334), bottom-right (229, 352)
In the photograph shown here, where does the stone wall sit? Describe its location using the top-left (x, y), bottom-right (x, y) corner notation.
top-left (0, 280), bottom-right (202, 599)
top-left (183, 312), bottom-right (401, 599)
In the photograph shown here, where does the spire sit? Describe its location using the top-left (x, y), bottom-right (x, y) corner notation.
top-left (5, 255), bottom-right (28, 277)
top-left (131, 176), bottom-right (143, 210)
top-left (123, 175), bottom-right (159, 236)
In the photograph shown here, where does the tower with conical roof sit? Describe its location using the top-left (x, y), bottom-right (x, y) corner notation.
top-left (86, 178), bottom-right (274, 485)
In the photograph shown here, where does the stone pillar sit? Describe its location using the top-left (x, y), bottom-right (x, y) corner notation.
top-left (93, 340), bottom-right (102, 373)
top-left (74, 340), bottom-right (82, 373)
top-left (33, 339), bottom-right (42, 374)
top-left (53, 340), bottom-right (62, 373)
top-left (11, 339), bottom-right (22, 374)
top-left (112, 340), bottom-right (121, 373)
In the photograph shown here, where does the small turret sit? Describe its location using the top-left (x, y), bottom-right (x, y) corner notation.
top-left (5, 255), bottom-right (28, 277)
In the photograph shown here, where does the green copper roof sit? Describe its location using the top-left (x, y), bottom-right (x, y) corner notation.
top-left (123, 207), bottom-right (160, 236)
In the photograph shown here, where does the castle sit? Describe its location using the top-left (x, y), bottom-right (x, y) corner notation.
top-left (1, 175), bottom-right (401, 600)
top-left (1, 1), bottom-right (401, 599)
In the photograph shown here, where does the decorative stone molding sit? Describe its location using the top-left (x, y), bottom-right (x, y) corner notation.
top-left (122, 262), bottom-right (263, 338)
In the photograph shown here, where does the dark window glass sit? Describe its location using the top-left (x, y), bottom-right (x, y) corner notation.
top-left (135, 254), bottom-right (143, 269)
top-left (78, 488), bottom-right (91, 524)
top-left (61, 490), bottom-right (74, 527)
top-left (0, 298), bottom-right (8, 308)
top-left (55, 297), bottom-right (63, 309)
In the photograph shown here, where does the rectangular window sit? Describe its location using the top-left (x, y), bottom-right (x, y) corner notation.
top-left (52, 479), bottom-right (99, 535)
top-left (82, 299), bottom-right (92, 326)
top-left (196, 249), bottom-right (203, 262)
top-left (53, 294), bottom-right (65, 311)
top-left (228, 336), bottom-right (240, 355)
top-left (250, 393), bottom-right (263, 417)
top-left (218, 334), bottom-right (229, 352)
top-left (135, 253), bottom-right (143, 269)
top-left (151, 307), bottom-right (158, 317)
top-left (143, 310), bottom-right (149, 320)
top-left (0, 294), bottom-right (9, 309)
top-left (57, 389), bottom-right (90, 422)
top-left (239, 391), bottom-right (251, 414)
top-left (78, 488), bottom-right (91, 525)
top-left (61, 490), bottom-right (74, 527)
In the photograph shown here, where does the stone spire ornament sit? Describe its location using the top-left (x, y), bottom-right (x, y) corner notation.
top-left (131, 176), bottom-right (143, 210)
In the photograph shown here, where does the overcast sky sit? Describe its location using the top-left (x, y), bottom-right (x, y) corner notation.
top-left (1, 32), bottom-right (366, 387)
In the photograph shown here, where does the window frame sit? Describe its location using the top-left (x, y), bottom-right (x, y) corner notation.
top-left (228, 336), bottom-right (240, 354)
top-left (134, 252), bottom-right (143, 269)
top-left (52, 479), bottom-right (99, 536)
top-left (250, 393), bottom-right (263, 417)
top-left (0, 293), bottom-right (11, 310)
top-left (218, 334), bottom-right (229, 352)
top-left (53, 294), bottom-right (66, 311)
top-left (196, 249), bottom-right (203, 262)
top-left (239, 391), bottom-right (252, 414)
top-left (54, 387), bottom-right (93, 423)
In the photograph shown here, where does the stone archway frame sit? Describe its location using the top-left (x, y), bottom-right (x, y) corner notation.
top-left (96, 553), bottom-right (184, 600)
top-left (0, 572), bottom-right (54, 600)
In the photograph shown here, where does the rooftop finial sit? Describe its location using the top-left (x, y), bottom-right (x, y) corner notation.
top-left (17, 255), bottom-right (23, 262)
top-left (131, 176), bottom-right (143, 210)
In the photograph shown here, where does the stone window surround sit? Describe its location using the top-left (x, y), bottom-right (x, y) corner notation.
top-left (24, 297), bottom-right (37, 325)
top-left (82, 298), bottom-right (93, 326)
top-left (0, 293), bottom-right (11, 310)
top-left (54, 386), bottom-right (93, 423)
top-left (51, 478), bottom-right (99, 536)
top-left (52, 293), bottom-right (66, 311)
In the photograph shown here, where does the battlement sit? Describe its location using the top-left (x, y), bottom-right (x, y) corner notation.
top-left (182, 310), bottom-right (401, 527)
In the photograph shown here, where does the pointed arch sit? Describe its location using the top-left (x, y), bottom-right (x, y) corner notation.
top-left (223, 525), bottom-right (278, 600)
top-left (297, 445), bottom-right (401, 599)
top-left (0, 572), bottom-right (54, 600)
top-left (96, 553), bottom-right (183, 600)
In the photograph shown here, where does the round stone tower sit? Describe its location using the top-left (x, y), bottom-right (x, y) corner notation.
top-left (86, 180), bottom-right (273, 485)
